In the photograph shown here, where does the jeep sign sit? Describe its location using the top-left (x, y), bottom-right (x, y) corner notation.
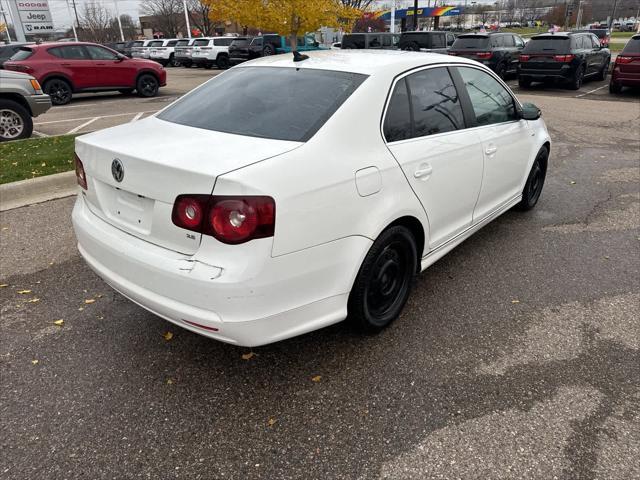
top-left (6, 0), bottom-right (54, 41)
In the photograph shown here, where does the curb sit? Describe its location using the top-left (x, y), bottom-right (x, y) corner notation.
top-left (0, 171), bottom-right (77, 212)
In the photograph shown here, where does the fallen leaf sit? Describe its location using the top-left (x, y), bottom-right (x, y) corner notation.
top-left (267, 418), bottom-right (277, 427)
top-left (511, 299), bottom-right (520, 304)
top-left (570, 181), bottom-right (576, 185)
top-left (96, 294), bottom-right (103, 298)
top-left (17, 289), bottom-right (32, 294)
top-left (163, 331), bottom-right (173, 341)
top-left (31, 359), bottom-right (39, 365)
top-left (0, 284), bottom-right (8, 288)
top-left (97, 316), bottom-right (104, 320)
top-left (84, 299), bottom-right (96, 304)
top-left (241, 352), bottom-right (255, 361)
top-left (27, 298), bottom-right (40, 303)
top-left (53, 319), bottom-right (64, 326)
top-left (311, 375), bottom-right (322, 382)
top-left (78, 307), bottom-right (84, 311)
top-left (167, 378), bottom-right (174, 385)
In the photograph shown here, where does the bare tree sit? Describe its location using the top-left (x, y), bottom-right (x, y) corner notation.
top-left (80, 2), bottom-right (114, 42)
top-left (141, 0), bottom-right (185, 37)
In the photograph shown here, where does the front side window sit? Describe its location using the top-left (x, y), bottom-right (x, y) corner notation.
top-left (158, 67), bottom-right (367, 142)
top-left (383, 78), bottom-right (412, 142)
top-left (514, 35), bottom-right (525, 48)
top-left (406, 67), bottom-right (464, 137)
top-left (457, 67), bottom-right (518, 126)
top-left (85, 45), bottom-right (119, 60)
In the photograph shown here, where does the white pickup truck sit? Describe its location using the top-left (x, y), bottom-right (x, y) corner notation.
top-left (189, 37), bottom-right (235, 69)
top-left (148, 38), bottom-right (180, 67)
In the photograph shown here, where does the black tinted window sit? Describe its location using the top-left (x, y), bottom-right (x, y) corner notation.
top-left (622, 37), bottom-right (640, 54)
top-left (368, 35), bottom-right (382, 48)
top-left (342, 35), bottom-right (366, 49)
top-left (458, 67), bottom-right (517, 126)
top-left (8, 47), bottom-right (33, 61)
top-left (158, 67), bottom-right (367, 142)
top-left (48, 46), bottom-right (88, 59)
top-left (213, 38), bottom-right (233, 46)
top-left (231, 39), bottom-right (250, 47)
top-left (431, 34), bottom-right (445, 48)
top-left (175, 40), bottom-right (190, 47)
top-left (383, 78), bottom-right (412, 142)
top-left (85, 45), bottom-right (119, 60)
top-left (491, 36), bottom-right (504, 47)
top-left (148, 40), bottom-right (164, 47)
top-left (193, 39), bottom-right (210, 46)
top-left (523, 37), bottom-right (570, 53)
top-left (407, 67), bottom-right (464, 137)
top-left (453, 36), bottom-right (489, 49)
top-left (167, 40), bottom-right (177, 47)
top-left (503, 35), bottom-right (515, 47)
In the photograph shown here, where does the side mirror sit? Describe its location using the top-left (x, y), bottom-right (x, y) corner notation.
top-left (117, 54), bottom-right (126, 62)
top-left (520, 102), bottom-right (541, 121)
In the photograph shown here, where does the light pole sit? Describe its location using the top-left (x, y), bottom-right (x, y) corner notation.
top-left (390, 0), bottom-right (396, 33)
top-left (182, 0), bottom-right (191, 38)
top-left (65, 0), bottom-right (78, 41)
top-left (113, 0), bottom-right (124, 41)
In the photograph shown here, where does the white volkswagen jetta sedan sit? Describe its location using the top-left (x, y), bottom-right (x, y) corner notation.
top-left (72, 50), bottom-right (550, 347)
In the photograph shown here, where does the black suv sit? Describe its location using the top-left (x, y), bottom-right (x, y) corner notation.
top-left (399, 31), bottom-right (456, 53)
top-left (229, 35), bottom-right (280, 63)
top-left (341, 33), bottom-right (400, 50)
top-left (448, 32), bottom-right (525, 79)
top-left (518, 32), bottom-right (611, 90)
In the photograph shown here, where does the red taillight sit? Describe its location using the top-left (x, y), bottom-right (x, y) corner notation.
top-left (171, 195), bottom-right (275, 245)
top-left (448, 51), bottom-right (458, 56)
top-left (74, 154), bottom-right (87, 190)
top-left (476, 52), bottom-right (492, 59)
top-left (519, 54), bottom-right (530, 62)
top-left (6, 64), bottom-right (33, 73)
top-left (553, 54), bottom-right (575, 62)
top-left (616, 56), bottom-right (634, 64)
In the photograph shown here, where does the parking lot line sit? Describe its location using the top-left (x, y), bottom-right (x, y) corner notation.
top-left (130, 112), bottom-right (145, 122)
top-left (35, 110), bottom-right (159, 126)
top-left (67, 117), bottom-right (100, 134)
top-left (576, 85), bottom-right (609, 98)
top-left (31, 130), bottom-right (49, 137)
top-left (59, 103), bottom-right (100, 109)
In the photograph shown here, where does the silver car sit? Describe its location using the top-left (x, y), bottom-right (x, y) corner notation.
top-left (0, 69), bottom-right (51, 141)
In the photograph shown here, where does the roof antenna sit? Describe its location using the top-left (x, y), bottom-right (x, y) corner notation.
top-left (293, 51), bottom-right (309, 62)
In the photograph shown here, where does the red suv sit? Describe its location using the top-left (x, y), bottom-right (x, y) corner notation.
top-left (3, 42), bottom-right (167, 105)
top-left (610, 34), bottom-right (640, 94)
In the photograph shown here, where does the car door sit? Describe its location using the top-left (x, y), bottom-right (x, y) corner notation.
top-left (84, 45), bottom-right (135, 87)
top-left (589, 34), bottom-right (606, 73)
top-left (513, 35), bottom-right (525, 72)
top-left (48, 45), bottom-right (94, 88)
top-left (454, 66), bottom-right (535, 221)
top-left (383, 66), bottom-right (484, 248)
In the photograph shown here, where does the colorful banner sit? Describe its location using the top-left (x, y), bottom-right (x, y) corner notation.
top-left (375, 6), bottom-right (462, 21)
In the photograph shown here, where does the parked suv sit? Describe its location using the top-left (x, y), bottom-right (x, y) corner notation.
top-left (0, 69), bottom-right (51, 141)
top-left (610, 34), bottom-right (640, 93)
top-left (449, 32), bottom-right (525, 79)
top-left (190, 37), bottom-right (235, 69)
top-left (148, 38), bottom-right (179, 66)
top-left (130, 39), bottom-right (153, 59)
top-left (579, 28), bottom-right (611, 47)
top-left (341, 33), bottom-right (400, 50)
top-left (0, 42), bottom-right (33, 69)
top-left (518, 32), bottom-right (610, 90)
top-left (174, 38), bottom-right (195, 67)
top-left (4, 42), bottom-right (167, 105)
top-left (399, 31), bottom-right (455, 53)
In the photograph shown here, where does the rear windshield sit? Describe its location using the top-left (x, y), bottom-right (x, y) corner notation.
top-left (452, 36), bottom-right (490, 49)
top-left (622, 37), bottom-right (640, 54)
top-left (9, 48), bottom-right (33, 61)
top-left (158, 67), bottom-right (367, 142)
top-left (193, 39), bottom-right (210, 46)
top-left (523, 37), bottom-right (570, 53)
top-left (148, 40), bottom-right (164, 47)
top-left (175, 40), bottom-right (190, 47)
top-left (231, 38), bottom-right (250, 47)
top-left (131, 41), bottom-right (143, 47)
top-left (342, 35), bottom-right (366, 49)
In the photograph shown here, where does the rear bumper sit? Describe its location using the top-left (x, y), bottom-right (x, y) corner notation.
top-left (72, 195), bottom-right (370, 347)
top-left (519, 66), bottom-right (573, 80)
top-left (612, 69), bottom-right (640, 87)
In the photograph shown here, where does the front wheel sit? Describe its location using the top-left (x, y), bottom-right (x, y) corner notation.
top-left (43, 78), bottom-right (72, 105)
top-left (348, 226), bottom-right (417, 332)
top-left (0, 99), bottom-right (33, 141)
top-left (517, 146), bottom-right (548, 211)
top-left (136, 74), bottom-right (159, 98)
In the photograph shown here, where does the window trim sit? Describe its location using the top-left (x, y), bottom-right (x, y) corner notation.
top-left (380, 62), bottom-right (523, 145)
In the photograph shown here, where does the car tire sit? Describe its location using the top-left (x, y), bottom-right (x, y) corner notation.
top-left (43, 78), bottom-right (72, 105)
top-left (263, 44), bottom-right (275, 56)
top-left (609, 81), bottom-right (622, 94)
top-left (518, 76), bottom-right (532, 88)
top-left (216, 55), bottom-right (230, 69)
top-left (597, 60), bottom-right (610, 81)
top-left (0, 99), bottom-right (33, 142)
top-left (569, 65), bottom-right (585, 90)
top-left (516, 146), bottom-right (548, 211)
top-left (348, 226), bottom-right (417, 333)
top-left (136, 74), bottom-right (159, 98)
top-left (168, 53), bottom-right (178, 67)
top-left (403, 42), bottom-right (420, 51)
top-left (182, 61), bottom-right (192, 68)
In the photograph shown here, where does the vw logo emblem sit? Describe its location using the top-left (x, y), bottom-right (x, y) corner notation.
top-left (111, 159), bottom-right (124, 183)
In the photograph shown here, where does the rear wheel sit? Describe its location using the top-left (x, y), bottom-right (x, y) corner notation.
top-left (168, 53), bottom-right (178, 67)
top-left (0, 99), bottom-right (33, 142)
top-left (569, 65), bottom-right (585, 90)
top-left (348, 226), bottom-right (417, 332)
top-left (136, 74), bottom-right (159, 97)
top-left (609, 81), bottom-right (622, 94)
top-left (518, 76), bottom-right (532, 88)
top-left (43, 78), bottom-right (72, 105)
top-left (403, 42), bottom-right (420, 51)
top-left (216, 55), bottom-right (230, 69)
top-left (263, 44), bottom-right (275, 56)
top-left (517, 146), bottom-right (548, 211)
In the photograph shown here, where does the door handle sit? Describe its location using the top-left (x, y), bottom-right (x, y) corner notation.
top-left (414, 164), bottom-right (433, 179)
top-left (485, 145), bottom-right (498, 155)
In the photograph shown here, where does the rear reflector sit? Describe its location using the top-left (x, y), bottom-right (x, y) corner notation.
top-left (519, 54), bottom-right (530, 62)
top-left (74, 154), bottom-right (87, 190)
top-left (172, 195), bottom-right (276, 245)
top-left (182, 319), bottom-right (219, 332)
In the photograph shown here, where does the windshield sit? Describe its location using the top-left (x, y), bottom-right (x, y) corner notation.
top-left (523, 37), bottom-right (570, 53)
top-left (158, 67), bottom-right (367, 142)
top-left (452, 36), bottom-right (490, 49)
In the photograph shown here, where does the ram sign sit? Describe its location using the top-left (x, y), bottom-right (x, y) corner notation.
top-left (6, 0), bottom-right (54, 40)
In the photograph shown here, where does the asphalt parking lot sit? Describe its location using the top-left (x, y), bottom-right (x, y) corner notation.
top-left (1, 67), bottom-right (639, 479)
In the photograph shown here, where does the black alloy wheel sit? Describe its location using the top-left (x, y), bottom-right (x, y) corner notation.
top-left (517, 146), bottom-right (548, 211)
top-left (43, 79), bottom-right (72, 105)
top-left (216, 55), bottom-right (230, 69)
top-left (349, 226), bottom-right (417, 332)
top-left (570, 65), bottom-right (585, 90)
top-left (136, 74), bottom-right (159, 97)
top-left (263, 44), bottom-right (275, 56)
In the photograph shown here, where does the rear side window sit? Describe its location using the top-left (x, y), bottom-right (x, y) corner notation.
top-left (158, 67), bottom-right (367, 142)
top-left (622, 37), bottom-right (640, 54)
top-left (342, 35), bottom-right (366, 49)
top-left (431, 34), bottom-right (445, 48)
top-left (407, 67), bottom-right (464, 137)
top-left (148, 40), bottom-right (164, 47)
top-left (457, 67), bottom-right (518, 126)
top-left (503, 35), bottom-right (515, 47)
top-left (48, 46), bottom-right (89, 59)
top-left (491, 36), bottom-right (504, 47)
top-left (213, 38), bottom-right (233, 47)
top-left (167, 40), bottom-right (178, 47)
top-left (523, 37), bottom-right (570, 53)
top-left (231, 39), bottom-right (250, 47)
top-left (383, 79), bottom-right (412, 142)
top-left (193, 39), bottom-right (210, 47)
top-left (368, 35), bottom-right (382, 48)
top-left (453, 36), bottom-right (489, 49)
top-left (9, 48), bottom-right (33, 61)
